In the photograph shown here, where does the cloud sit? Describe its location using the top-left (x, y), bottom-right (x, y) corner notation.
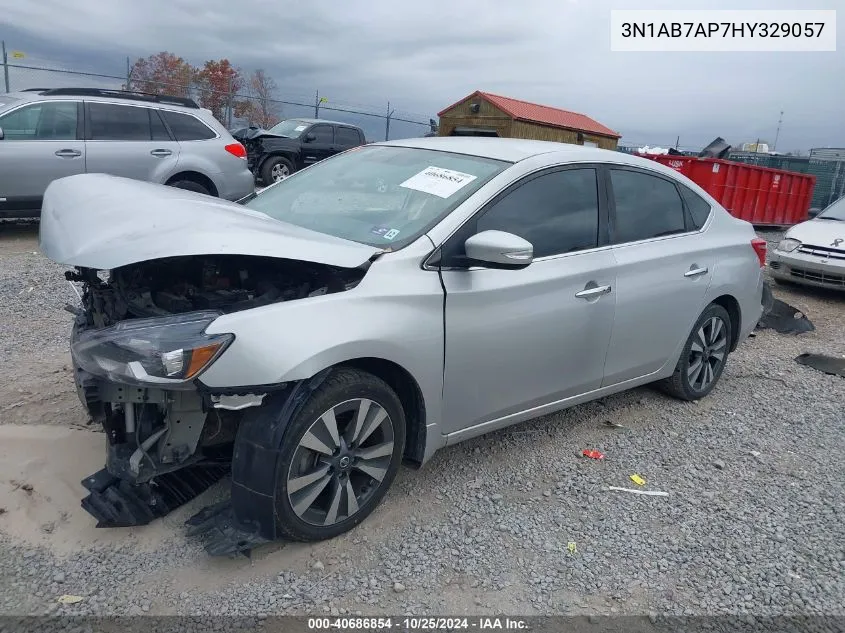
top-left (2, 0), bottom-right (842, 150)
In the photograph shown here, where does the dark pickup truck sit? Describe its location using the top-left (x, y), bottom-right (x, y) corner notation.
top-left (232, 118), bottom-right (366, 184)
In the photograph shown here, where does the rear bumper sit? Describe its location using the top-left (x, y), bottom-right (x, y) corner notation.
top-left (738, 273), bottom-right (766, 345)
top-left (769, 250), bottom-right (845, 290)
top-left (217, 167), bottom-right (257, 201)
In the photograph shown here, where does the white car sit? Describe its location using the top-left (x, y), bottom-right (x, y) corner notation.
top-left (769, 196), bottom-right (845, 290)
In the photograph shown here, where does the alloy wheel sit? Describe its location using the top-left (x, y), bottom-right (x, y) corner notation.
top-left (271, 163), bottom-right (290, 182)
top-left (687, 316), bottom-right (728, 391)
top-left (286, 398), bottom-right (395, 526)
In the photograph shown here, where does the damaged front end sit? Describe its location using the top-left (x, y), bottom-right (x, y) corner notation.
top-left (67, 254), bottom-right (364, 531)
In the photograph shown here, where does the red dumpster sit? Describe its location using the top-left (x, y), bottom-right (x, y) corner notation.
top-left (639, 155), bottom-right (816, 227)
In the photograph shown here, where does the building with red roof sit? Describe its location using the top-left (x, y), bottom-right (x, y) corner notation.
top-left (437, 90), bottom-right (620, 150)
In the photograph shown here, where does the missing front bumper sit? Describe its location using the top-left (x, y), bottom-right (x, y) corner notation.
top-left (81, 464), bottom-right (230, 528)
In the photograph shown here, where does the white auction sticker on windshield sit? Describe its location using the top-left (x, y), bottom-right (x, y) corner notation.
top-left (294, 125), bottom-right (308, 131)
top-left (399, 166), bottom-right (477, 199)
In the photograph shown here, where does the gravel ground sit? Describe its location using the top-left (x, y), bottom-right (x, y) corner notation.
top-left (1, 222), bottom-right (844, 618)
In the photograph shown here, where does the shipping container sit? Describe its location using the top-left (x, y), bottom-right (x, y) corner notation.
top-left (640, 155), bottom-right (816, 227)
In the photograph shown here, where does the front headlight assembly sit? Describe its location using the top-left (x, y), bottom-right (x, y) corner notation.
top-left (777, 238), bottom-right (801, 253)
top-left (71, 311), bottom-right (233, 389)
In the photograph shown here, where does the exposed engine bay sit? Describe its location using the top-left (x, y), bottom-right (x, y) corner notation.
top-left (67, 254), bottom-right (365, 329)
top-left (67, 255), bottom-right (366, 550)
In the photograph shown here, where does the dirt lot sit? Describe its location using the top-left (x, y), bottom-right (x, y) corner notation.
top-left (1, 222), bottom-right (843, 617)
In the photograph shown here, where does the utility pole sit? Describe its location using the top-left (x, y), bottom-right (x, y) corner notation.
top-left (125, 56), bottom-right (131, 91)
top-left (226, 75), bottom-right (234, 129)
top-left (675, 135), bottom-right (680, 150)
top-left (315, 90), bottom-right (320, 118)
top-left (773, 110), bottom-right (784, 152)
top-left (385, 101), bottom-right (395, 141)
top-left (2, 41), bottom-right (10, 93)
top-left (755, 137), bottom-right (761, 153)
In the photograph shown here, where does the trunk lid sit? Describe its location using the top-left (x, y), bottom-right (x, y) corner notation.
top-left (39, 173), bottom-right (382, 270)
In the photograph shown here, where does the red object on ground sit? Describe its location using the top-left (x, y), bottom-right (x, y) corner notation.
top-left (639, 155), bottom-right (816, 227)
top-left (582, 449), bottom-right (605, 460)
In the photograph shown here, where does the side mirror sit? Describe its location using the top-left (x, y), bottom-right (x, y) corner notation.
top-left (463, 230), bottom-right (533, 270)
top-left (304, 132), bottom-right (316, 142)
top-left (0, 127), bottom-right (4, 140)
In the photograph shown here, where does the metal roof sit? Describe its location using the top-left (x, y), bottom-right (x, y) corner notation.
top-left (438, 90), bottom-right (621, 139)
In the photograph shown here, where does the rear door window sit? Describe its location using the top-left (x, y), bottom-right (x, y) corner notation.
top-left (336, 127), bottom-right (361, 146)
top-left (150, 110), bottom-right (172, 141)
top-left (87, 103), bottom-right (151, 141)
top-left (678, 183), bottom-right (713, 229)
top-left (160, 110), bottom-right (217, 141)
top-left (609, 169), bottom-right (688, 243)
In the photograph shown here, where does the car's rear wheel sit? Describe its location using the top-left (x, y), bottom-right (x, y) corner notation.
top-left (167, 179), bottom-right (211, 196)
top-left (273, 368), bottom-right (405, 541)
top-left (658, 303), bottom-right (732, 401)
top-left (261, 156), bottom-right (295, 185)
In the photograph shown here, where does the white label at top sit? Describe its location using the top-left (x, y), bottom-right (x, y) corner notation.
top-left (399, 166), bottom-right (478, 199)
top-left (610, 10), bottom-right (836, 52)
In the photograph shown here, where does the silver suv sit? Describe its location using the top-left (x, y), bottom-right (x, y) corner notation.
top-left (0, 88), bottom-right (255, 219)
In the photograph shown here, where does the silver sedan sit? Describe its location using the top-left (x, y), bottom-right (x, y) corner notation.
top-left (769, 196), bottom-right (845, 290)
top-left (41, 137), bottom-right (766, 548)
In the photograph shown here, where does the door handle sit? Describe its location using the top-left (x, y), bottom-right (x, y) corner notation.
top-left (150, 149), bottom-right (172, 157)
top-left (684, 267), bottom-right (709, 278)
top-left (55, 149), bottom-right (81, 158)
top-left (575, 285), bottom-right (612, 299)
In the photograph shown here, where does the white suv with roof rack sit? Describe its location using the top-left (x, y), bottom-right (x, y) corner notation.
top-left (0, 87), bottom-right (255, 219)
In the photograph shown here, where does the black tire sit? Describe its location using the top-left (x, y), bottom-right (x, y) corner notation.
top-left (167, 179), bottom-right (211, 196)
top-left (260, 156), bottom-right (295, 185)
top-left (273, 368), bottom-right (406, 542)
top-left (658, 303), bottom-right (733, 401)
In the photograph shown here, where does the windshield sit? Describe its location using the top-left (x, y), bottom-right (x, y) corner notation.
top-left (265, 119), bottom-right (310, 138)
top-left (817, 197), bottom-right (845, 221)
top-left (244, 145), bottom-right (510, 248)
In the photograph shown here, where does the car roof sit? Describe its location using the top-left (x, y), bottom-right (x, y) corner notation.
top-left (289, 117), bottom-right (360, 127)
top-left (0, 89), bottom-right (201, 113)
top-left (375, 136), bottom-right (652, 165)
top-left (372, 137), bottom-right (703, 185)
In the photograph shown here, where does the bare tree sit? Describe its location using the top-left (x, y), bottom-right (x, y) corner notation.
top-left (235, 69), bottom-right (282, 128)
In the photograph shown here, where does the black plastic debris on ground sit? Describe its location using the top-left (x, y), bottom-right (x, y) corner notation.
top-left (81, 464), bottom-right (230, 528)
top-left (795, 353), bottom-right (845, 378)
top-left (185, 500), bottom-right (272, 557)
top-left (756, 299), bottom-right (815, 334)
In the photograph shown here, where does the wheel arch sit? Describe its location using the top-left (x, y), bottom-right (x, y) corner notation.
top-left (165, 171), bottom-right (219, 197)
top-left (335, 357), bottom-right (427, 468)
top-left (711, 294), bottom-right (742, 351)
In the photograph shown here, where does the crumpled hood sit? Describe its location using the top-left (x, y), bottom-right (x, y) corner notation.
top-left (231, 127), bottom-right (291, 142)
top-left (39, 173), bottom-right (382, 270)
top-left (786, 217), bottom-right (845, 247)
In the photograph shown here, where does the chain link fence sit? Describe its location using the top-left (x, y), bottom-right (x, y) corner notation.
top-left (1, 56), bottom-right (436, 142)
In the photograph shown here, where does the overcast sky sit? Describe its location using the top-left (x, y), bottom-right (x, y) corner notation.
top-left (1, 0), bottom-right (842, 151)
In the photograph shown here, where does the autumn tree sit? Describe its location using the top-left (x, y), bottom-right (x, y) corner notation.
top-left (194, 59), bottom-right (244, 124)
top-left (234, 69), bottom-right (282, 128)
top-left (127, 52), bottom-right (195, 96)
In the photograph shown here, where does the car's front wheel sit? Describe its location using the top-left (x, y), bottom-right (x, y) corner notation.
top-left (261, 156), bottom-right (295, 185)
top-left (273, 368), bottom-right (406, 541)
top-left (658, 303), bottom-right (732, 401)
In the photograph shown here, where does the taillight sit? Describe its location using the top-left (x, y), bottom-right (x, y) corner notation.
top-left (751, 238), bottom-right (767, 267)
top-left (224, 143), bottom-right (247, 159)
